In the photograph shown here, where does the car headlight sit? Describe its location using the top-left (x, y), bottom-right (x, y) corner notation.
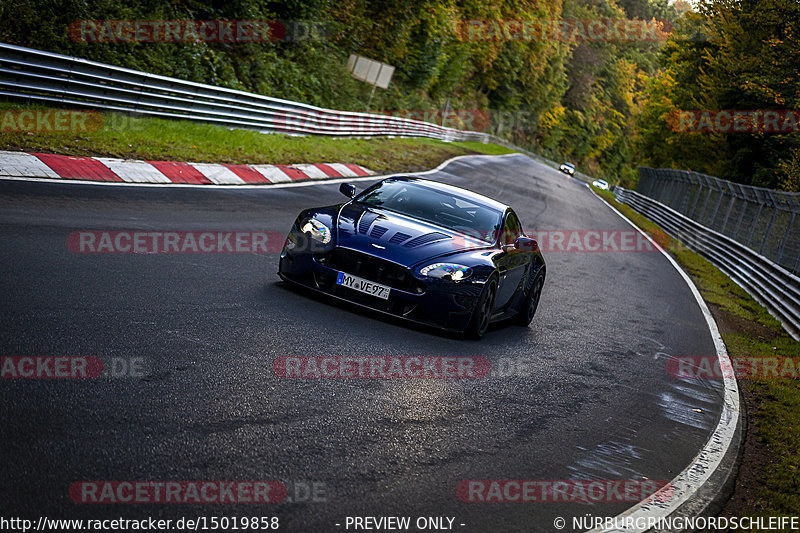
top-left (300, 218), bottom-right (331, 244)
top-left (419, 263), bottom-right (472, 281)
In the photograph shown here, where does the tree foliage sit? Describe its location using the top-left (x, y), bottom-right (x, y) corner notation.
top-left (12, 0), bottom-right (797, 190)
top-left (636, 0), bottom-right (800, 190)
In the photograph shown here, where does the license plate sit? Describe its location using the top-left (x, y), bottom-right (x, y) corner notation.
top-left (336, 272), bottom-right (391, 300)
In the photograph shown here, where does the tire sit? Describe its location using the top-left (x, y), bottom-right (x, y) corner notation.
top-left (516, 274), bottom-right (544, 327)
top-left (466, 277), bottom-right (497, 340)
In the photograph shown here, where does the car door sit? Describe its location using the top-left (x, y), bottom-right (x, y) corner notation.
top-left (493, 210), bottom-right (528, 309)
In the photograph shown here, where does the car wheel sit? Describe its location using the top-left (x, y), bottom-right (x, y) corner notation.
top-left (516, 274), bottom-right (544, 327)
top-left (466, 277), bottom-right (497, 340)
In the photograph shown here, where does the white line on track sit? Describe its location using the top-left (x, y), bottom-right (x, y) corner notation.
top-left (0, 150), bottom-right (738, 529)
top-left (587, 185), bottom-right (739, 533)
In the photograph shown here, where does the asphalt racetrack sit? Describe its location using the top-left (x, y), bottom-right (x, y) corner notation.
top-left (0, 154), bottom-right (725, 531)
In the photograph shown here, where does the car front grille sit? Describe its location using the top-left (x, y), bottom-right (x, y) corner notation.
top-left (317, 248), bottom-right (424, 293)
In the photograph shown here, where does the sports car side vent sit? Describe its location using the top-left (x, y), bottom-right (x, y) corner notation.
top-left (370, 225), bottom-right (388, 238)
top-left (357, 212), bottom-right (380, 234)
top-left (403, 232), bottom-right (451, 248)
top-left (389, 232), bottom-right (412, 244)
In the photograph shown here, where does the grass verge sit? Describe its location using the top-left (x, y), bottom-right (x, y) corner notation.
top-left (0, 101), bottom-right (515, 172)
top-left (594, 187), bottom-right (800, 522)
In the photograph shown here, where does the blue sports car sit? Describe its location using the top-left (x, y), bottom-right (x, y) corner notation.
top-left (278, 176), bottom-right (546, 339)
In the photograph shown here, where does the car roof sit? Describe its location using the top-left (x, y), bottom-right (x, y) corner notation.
top-left (380, 176), bottom-right (509, 212)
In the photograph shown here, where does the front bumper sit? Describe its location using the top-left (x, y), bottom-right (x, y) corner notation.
top-left (278, 247), bottom-right (484, 332)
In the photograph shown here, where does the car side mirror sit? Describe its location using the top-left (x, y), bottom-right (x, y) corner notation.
top-left (514, 237), bottom-right (538, 252)
top-left (339, 183), bottom-right (356, 199)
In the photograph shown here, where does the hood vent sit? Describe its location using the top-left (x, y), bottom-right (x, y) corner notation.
top-left (357, 211), bottom-right (380, 234)
top-left (404, 232), bottom-right (451, 248)
top-left (370, 225), bottom-right (388, 238)
top-left (389, 232), bottom-right (412, 244)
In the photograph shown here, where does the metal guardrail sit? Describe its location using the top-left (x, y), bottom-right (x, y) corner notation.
top-left (638, 167), bottom-right (800, 275)
top-left (0, 42), bottom-right (489, 141)
top-left (613, 186), bottom-right (800, 340)
top-left (0, 42), bottom-right (597, 183)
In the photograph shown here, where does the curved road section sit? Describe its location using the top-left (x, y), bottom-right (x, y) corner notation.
top-left (0, 154), bottom-right (728, 531)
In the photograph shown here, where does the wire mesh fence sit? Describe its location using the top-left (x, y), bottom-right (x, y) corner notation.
top-left (637, 167), bottom-right (800, 274)
top-left (615, 186), bottom-right (800, 339)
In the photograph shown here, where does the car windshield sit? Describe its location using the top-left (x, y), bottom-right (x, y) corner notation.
top-left (355, 180), bottom-right (503, 243)
top-left (564, 163), bottom-right (574, 168)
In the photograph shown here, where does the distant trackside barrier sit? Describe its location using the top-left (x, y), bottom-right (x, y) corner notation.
top-left (613, 185), bottom-right (800, 340)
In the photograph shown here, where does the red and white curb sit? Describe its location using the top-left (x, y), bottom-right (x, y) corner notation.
top-left (0, 151), bottom-right (373, 185)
